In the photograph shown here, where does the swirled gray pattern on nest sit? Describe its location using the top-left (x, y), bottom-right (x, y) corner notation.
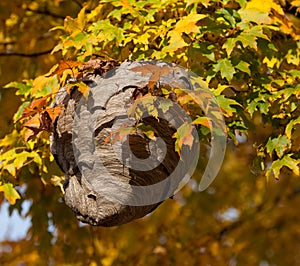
top-left (50, 60), bottom-right (197, 226)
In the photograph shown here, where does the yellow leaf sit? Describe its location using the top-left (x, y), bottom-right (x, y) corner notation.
top-left (77, 7), bottom-right (86, 30)
top-left (166, 14), bottom-right (207, 51)
top-left (174, 13), bottom-right (207, 34)
top-left (263, 57), bottom-right (280, 68)
top-left (0, 130), bottom-right (19, 147)
top-left (77, 81), bottom-right (90, 99)
top-left (134, 32), bottom-right (150, 45)
top-left (0, 183), bottom-right (21, 205)
top-left (3, 164), bottom-right (16, 176)
top-left (246, 0), bottom-right (284, 15)
top-left (291, 0), bottom-right (300, 5)
top-left (51, 175), bottom-right (65, 194)
top-left (14, 151), bottom-right (31, 169)
top-left (64, 7), bottom-right (86, 36)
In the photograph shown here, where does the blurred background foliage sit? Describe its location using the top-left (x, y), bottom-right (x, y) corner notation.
top-left (0, 0), bottom-right (300, 265)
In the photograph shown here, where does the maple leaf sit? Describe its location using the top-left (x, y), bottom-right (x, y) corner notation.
top-left (50, 60), bottom-right (83, 77)
top-left (109, 126), bottom-right (136, 144)
top-left (213, 58), bottom-right (235, 81)
top-left (127, 94), bottom-right (158, 120)
top-left (165, 13), bottom-right (207, 51)
top-left (40, 111), bottom-right (53, 132)
top-left (137, 123), bottom-right (157, 140)
top-left (0, 183), bottom-right (21, 205)
top-left (173, 122), bottom-right (194, 155)
top-left (44, 106), bottom-right (64, 122)
top-left (23, 114), bottom-right (41, 141)
top-left (76, 81), bottom-right (90, 99)
top-left (22, 106), bottom-right (63, 141)
top-left (286, 117), bottom-right (300, 140)
top-left (20, 95), bottom-right (51, 119)
top-left (64, 7), bottom-right (86, 36)
top-left (174, 13), bottom-right (207, 34)
top-left (130, 64), bottom-right (174, 89)
top-left (193, 116), bottom-right (212, 129)
top-left (78, 59), bottom-right (119, 76)
top-left (246, 0), bottom-right (284, 15)
top-left (266, 155), bottom-right (300, 179)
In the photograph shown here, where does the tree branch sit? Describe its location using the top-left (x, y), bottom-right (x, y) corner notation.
top-left (25, 8), bottom-right (66, 19)
top-left (72, 0), bottom-right (84, 9)
top-left (0, 49), bottom-right (54, 57)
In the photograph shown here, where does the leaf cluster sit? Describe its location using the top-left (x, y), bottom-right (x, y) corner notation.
top-left (0, 1), bottom-right (300, 264)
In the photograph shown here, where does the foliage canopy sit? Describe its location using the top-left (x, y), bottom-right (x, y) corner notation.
top-left (0, 0), bottom-right (300, 265)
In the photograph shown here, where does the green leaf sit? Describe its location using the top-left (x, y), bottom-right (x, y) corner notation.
top-left (0, 182), bottom-right (21, 205)
top-left (247, 26), bottom-right (270, 40)
top-left (235, 61), bottom-right (251, 75)
top-left (222, 38), bottom-right (237, 56)
top-left (265, 135), bottom-right (291, 158)
top-left (286, 117), bottom-right (300, 140)
top-left (236, 32), bottom-right (258, 50)
top-left (90, 19), bottom-right (124, 44)
top-left (235, 0), bottom-right (247, 8)
top-left (216, 8), bottom-right (237, 27)
top-left (266, 155), bottom-right (300, 179)
top-left (158, 99), bottom-right (173, 113)
top-left (213, 58), bottom-right (235, 81)
top-left (216, 95), bottom-right (241, 116)
top-left (13, 101), bottom-right (30, 122)
top-left (247, 99), bottom-right (270, 116)
top-left (137, 123), bottom-right (157, 140)
top-left (108, 8), bottom-right (123, 21)
top-left (234, 26), bottom-right (270, 51)
top-left (4, 81), bottom-right (32, 96)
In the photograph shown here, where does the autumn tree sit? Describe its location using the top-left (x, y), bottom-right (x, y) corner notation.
top-left (1, 0), bottom-right (300, 265)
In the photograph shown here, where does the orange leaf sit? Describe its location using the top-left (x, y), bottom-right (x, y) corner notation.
top-left (44, 106), bottom-right (63, 122)
top-left (51, 60), bottom-right (82, 76)
top-left (110, 126), bottom-right (135, 144)
top-left (24, 114), bottom-right (41, 130)
top-left (130, 64), bottom-right (174, 89)
top-left (23, 114), bottom-right (41, 141)
top-left (193, 116), bottom-right (212, 129)
top-left (24, 128), bottom-right (39, 142)
top-left (20, 95), bottom-right (51, 119)
top-left (103, 134), bottom-right (112, 144)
